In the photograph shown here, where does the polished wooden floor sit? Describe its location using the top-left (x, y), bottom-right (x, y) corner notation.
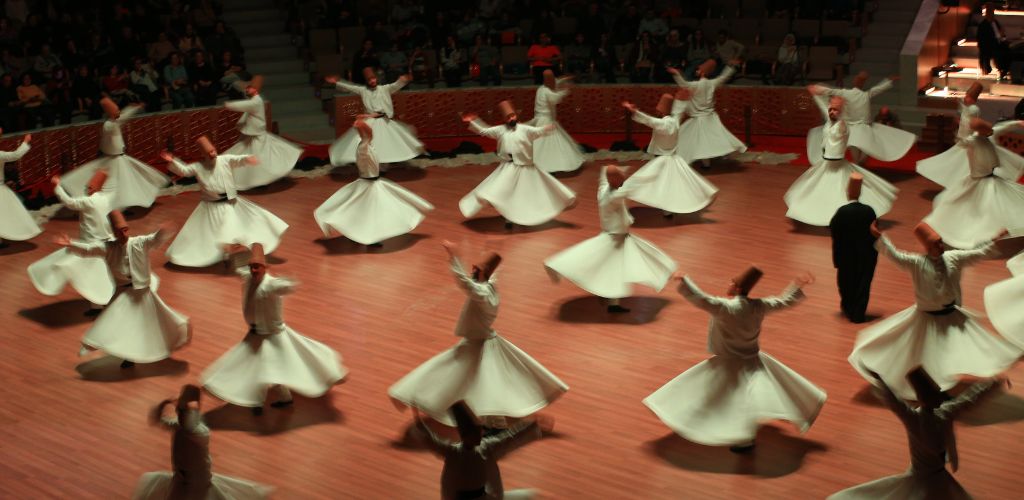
top-left (2, 157), bottom-right (1022, 499)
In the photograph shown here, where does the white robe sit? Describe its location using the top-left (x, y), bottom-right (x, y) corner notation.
top-left (526, 83), bottom-right (584, 173)
top-left (984, 252), bottom-right (1024, 350)
top-left (164, 155), bottom-right (289, 267)
top-left (812, 79), bottom-right (917, 162)
top-left (918, 101), bottom-right (1024, 188)
top-left (27, 186), bottom-right (116, 305)
top-left (848, 236), bottom-right (1020, 400)
top-left (623, 108), bottom-right (718, 214)
top-left (314, 140), bottom-right (433, 244)
top-left (132, 408), bottom-right (272, 499)
top-left (224, 94), bottom-right (304, 190)
top-left (786, 97), bottom-right (899, 226)
top-left (76, 230), bottom-right (191, 363)
top-left (59, 106), bottom-right (170, 209)
top-left (459, 120), bottom-right (576, 226)
top-left (544, 167), bottom-right (677, 298)
top-left (389, 256), bottom-right (568, 426)
top-left (0, 141), bottom-right (41, 240)
top-left (924, 122), bottom-right (1024, 249)
top-left (672, 67), bottom-right (747, 162)
top-left (328, 78), bottom-right (424, 165)
top-left (643, 277), bottom-right (826, 446)
top-left (201, 269), bottom-right (347, 407)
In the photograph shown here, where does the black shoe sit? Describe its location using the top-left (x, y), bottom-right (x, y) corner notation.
top-left (271, 400), bottom-right (294, 409)
top-left (663, 212), bottom-right (674, 219)
top-left (251, 406), bottom-right (263, 416)
top-left (367, 242), bottom-right (383, 248)
top-left (607, 305), bottom-right (631, 313)
top-left (84, 309), bottom-right (102, 317)
top-left (119, 360), bottom-right (135, 369)
top-left (0, 241), bottom-right (9, 249)
top-left (729, 443), bottom-right (756, 454)
top-left (504, 221), bottom-right (514, 229)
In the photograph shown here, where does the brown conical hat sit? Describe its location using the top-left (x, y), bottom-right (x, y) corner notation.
top-left (362, 67), bottom-right (377, 81)
top-left (86, 170), bottom-right (109, 193)
top-left (474, 251), bottom-right (502, 279)
top-left (108, 210), bottom-right (129, 230)
top-left (848, 173), bottom-right (863, 199)
top-left (250, 243), bottom-right (266, 265)
top-left (733, 266), bottom-right (763, 294)
top-left (543, 69), bottom-right (556, 89)
top-left (698, 59), bottom-right (717, 77)
top-left (249, 75), bottom-right (264, 92)
top-left (605, 165), bottom-right (627, 188)
top-left (913, 222), bottom-right (942, 247)
top-left (966, 82), bottom-right (983, 101)
top-left (100, 97), bottom-right (120, 119)
top-left (196, 136), bottom-right (217, 156)
top-left (655, 93), bottom-right (675, 115)
top-left (853, 71), bottom-right (869, 88)
top-left (497, 100), bottom-right (516, 118)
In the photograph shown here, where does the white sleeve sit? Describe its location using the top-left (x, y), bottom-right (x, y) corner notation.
top-left (224, 98), bottom-right (260, 113)
top-left (672, 72), bottom-right (695, 88)
top-left (117, 105), bottom-right (142, 122)
top-left (469, 119), bottom-right (504, 139)
top-left (867, 79), bottom-right (894, 98)
top-left (759, 284), bottom-right (806, 312)
top-left (55, 184), bottom-right (89, 211)
top-left (710, 65), bottom-right (736, 87)
top-left (0, 141), bottom-right (30, 162)
top-left (334, 79), bottom-right (364, 94)
top-left (678, 276), bottom-right (726, 314)
top-left (167, 158), bottom-right (197, 177)
top-left (631, 110), bottom-right (661, 131)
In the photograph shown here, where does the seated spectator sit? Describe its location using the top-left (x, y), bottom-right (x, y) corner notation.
top-left (715, 30), bottom-right (745, 76)
top-left (594, 32), bottom-right (619, 83)
top-left (656, 29), bottom-right (687, 83)
top-left (528, 32), bottom-right (561, 84)
top-left (409, 43), bottom-right (436, 88)
top-left (351, 39), bottom-right (379, 84)
top-left (115, 26), bottom-right (145, 64)
top-left (86, 33), bottom-right (116, 71)
top-left (205, 20), bottom-right (244, 61)
top-left (216, 50), bottom-right (248, 98)
top-left (189, 50), bottom-right (217, 106)
top-left (177, 23), bottom-right (204, 55)
top-left (130, 57), bottom-right (162, 112)
top-left (101, 64), bottom-right (136, 107)
top-left (46, 66), bottom-right (72, 124)
top-left (578, 3), bottom-right (608, 47)
top-left (163, 52), bottom-right (195, 109)
top-left (149, 32), bottom-right (177, 67)
top-left (612, 5), bottom-right (641, 44)
top-left (456, 11), bottom-right (485, 45)
top-left (61, 39), bottom-right (84, 71)
top-left (440, 35), bottom-right (464, 88)
top-left (380, 42), bottom-right (409, 83)
top-left (71, 64), bottom-right (101, 119)
top-left (0, 73), bottom-right (22, 131)
top-left (0, 18), bottom-right (18, 47)
top-left (17, 73), bottom-right (54, 128)
top-left (637, 9), bottom-right (668, 39)
top-left (564, 33), bottom-right (593, 80)
top-left (773, 33), bottom-right (801, 85)
top-left (684, 29), bottom-right (712, 79)
top-left (33, 43), bottom-right (62, 80)
top-left (626, 31), bottom-right (657, 83)
top-left (1, 47), bottom-right (25, 77)
top-left (472, 34), bottom-right (500, 86)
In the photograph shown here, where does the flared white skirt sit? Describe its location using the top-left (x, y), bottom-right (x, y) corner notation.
top-left (27, 247), bottom-right (115, 305)
top-left (314, 178), bottom-right (433, 244)
top-left (622, 154), bottom-right (718, 214)
top-left (132, 471), bottom-right (273, 500)
top-left (227, 133), bottom-right (303, 190)
top-left (916, 142), bottom-right (1024, 188)
top-left (329, 117), bottom-right (424, 165)
top-left (0, 184), bottom-right (41, 240)
top-left (848, 122), bottom-right (917, 162)
top-left (643, 352), bottom-right (827, 446)
top-left (526, 118), bottom-right (584, 173)
top-left (165, 197), bottom-right (289, 268)
top-left (459, 162), bottom-right (576, 226)
top-left (923, 175), bottom-right (1024, 249)
top-left (848, 306), bottom-right (1021, 401)
top-left (201, 326), bottom-right (347, 407)
top-left (60, 155), bottom-right (169, 209)
top-left (676, 113), bottom-right (746, 163)
top-left (784, 159), bottom-right (898, 226)
top-left (828, 469), bottom-right (971, 500)
top-left (388, 334), bottom-right (568, 426)
top-left (82, 287), bottom-right (190, 363)
top-left (544, 232), bottom-right (677, 299)
top-left (985, 272), bottom-right (1024, 351)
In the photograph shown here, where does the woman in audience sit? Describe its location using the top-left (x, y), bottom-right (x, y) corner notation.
top-left (774, 33), bottom-right (801, 85)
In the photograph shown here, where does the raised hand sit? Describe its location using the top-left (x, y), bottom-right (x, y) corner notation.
top-left (244, 155), bottom-right (260, 165)
top-left (441, 239), bottom-right (457, 257)
top-left (159, 150), bottom-right (173, 162)
top-left (888, 75), bottom-right (901, 82)
top-left (869, 220), bottom-right (881, 238)
top-left (399, 73), bottom-right (413, 83)
top-left (795, 271), bottom-right (815, 287)
top-left (666, 67), bottom-right (680, 76)
top-left (53, 233), bottom-right (71, 247)
top-left (324, 75), bottom-right (339, 84)
top-left (22, 133), bottom-right (30, 144)
top-left (994, 228), bottom-right (1009, 240)
top-left (460, 112), bottom-right (478, 123)
top-left (535, 413), bottom-right (556, 433)
top-left (621, 100), bottom-right (637, 113)
top-left (50, 174), bottom-right (60, 186)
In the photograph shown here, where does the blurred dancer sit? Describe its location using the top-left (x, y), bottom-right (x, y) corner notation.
top-left (224, 75), bottom-right (304, 190)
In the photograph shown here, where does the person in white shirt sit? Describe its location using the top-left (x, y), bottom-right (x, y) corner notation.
top-left (644, 267), bottom-right (825, 453)
top-left (314, 119), bottom-right (433, 247)
top-left (327, 68), bottom-right (424, 167)
top-left (984, 250), bottom-right (1024, 350)
top-left (810, 71), bottom-right (917, 165)
top-left (923, 117), bottom-right (1024, 249)
top-left (526, 70), bottom-right (584, 173)
top-left (389, 241), bottom-right (568, 428)
top-left (161, 136), bottom-right (289, 268)
top-left (620, 91), bottom-right (718, 216)
top-left (848, 221), bottom-right (1020, 400)
top-left (0, 132), bottom-right (39, 246)
top-left (459, 100), bottom-right (576, 228)
top-left (28, 171), bottom-right (116, 314)
top-left (668, 60), bottom-right (746, 168)
top-left (133, 385), bottom-right (273, 499)
top-left (58, 98), bottom-right (169, 210)
top-left (222, 75), bottom-right (304, 190)
top-left (545, 165), bottom-right (677, 313)
top-left (202, 244), bottom-right (347, 416)
top-left (61, 211), bottom-right (189, 368)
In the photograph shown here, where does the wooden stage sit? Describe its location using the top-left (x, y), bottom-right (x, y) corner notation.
top-left (1, 157), bottom-right (1022, 499)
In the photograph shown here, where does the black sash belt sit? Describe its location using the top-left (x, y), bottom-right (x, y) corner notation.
top-left (924, 302), bottom-right (957, 316)
top-left (210, 194), bottom-right (231, 202)
top-left (823, 156), bottom-right (844, 161)
top-left (361, 176), bottom-right (380, 181)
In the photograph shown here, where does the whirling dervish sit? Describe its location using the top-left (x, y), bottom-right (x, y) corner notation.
top-left (65, 211), bottom-right (189, 368)
top-left (222, 75), bottom-right (304, 190)
top-left (59, 98), bottom-right (169, 210)
top-left (668, 60), bottom-right (746, 168)
top-left (527, 69), bottom-right (584, 173)
top-left (849, 222), bottom-right (1020, 400)
top-left (785, 93), bottom-right (898, 226)
top-left (201, 244), bottom-right (348, 416)
top-left (161, 136), bottom-right (289, 268)
top-left (620, 91), bottom-right (718, 216)
top-left (544, 165), bottom-right (677, 313)
top-left (327, 69), bottom-right (424, 167)
top-left (644, 268), bottom-right (825, 453)
top-left (314, 119), bottom-right (434, 247)
top-left (923, 117), bottom-right (1024, 249)
top-left (0, 133), bottom-right (40, 246)
top-left (984, 251), bottom-right (1024, 351)
top-left (459, 100), bottom-right (577, 228)
top-left (389, 241), bottom-right (568, 427)
top-left (809, 71), bottom-right (916, 165)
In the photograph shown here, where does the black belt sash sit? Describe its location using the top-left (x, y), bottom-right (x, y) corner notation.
top-left (210, 194), bottom-right (231, 202)
top-left (360, 176), bottom-right (380, 181)
top-left (924, 302), bottom-right (958, 316)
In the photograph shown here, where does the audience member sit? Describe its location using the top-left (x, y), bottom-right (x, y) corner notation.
top-left (527, 33), bottom-right (561, 84)
top-left (774, 33), bottom-right (801, 85)
top-left (472, 34), bottom-right (500, 86)
top-left (163, 52), bottom-right (194, 109)
top-left (440, 35), bottom-right (464, 88)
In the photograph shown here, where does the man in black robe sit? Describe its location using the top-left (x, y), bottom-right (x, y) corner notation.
top-left (978, 3), bottom-right (1011, 80)
top-left (829, 173), bottom-right (877, 323)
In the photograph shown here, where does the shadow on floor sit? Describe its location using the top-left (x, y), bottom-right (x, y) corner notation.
top-left (958, 389), bottom-right (1024, 427)
top-left (555, 296), bottom-right (669, 325)
top-left (647, 426), bottom-right (827, 477)
top-left (204, 393), bottom-right (344, 435)
top-left (462, 216), bottom-right (580, 235)
top-left (315, 233), bottom-right (429, 254)
top-left (0, 240), bottom-right (39, 256)
top-left (76, 356), bottom-right (190, 382)
top-left (19, 299), bottom-right (95, 328)
top-left (788, 220), bottom-right (831, 236)
top-left (630, 207), bottom-right (716, 228)
top-left (240, 178), bottom-right (298, 196)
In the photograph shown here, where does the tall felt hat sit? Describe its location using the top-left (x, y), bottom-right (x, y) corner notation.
top-left (176, 384), bottom-right (202, 413)
top-left (497, 100), bottom-right (516, 118)
top-left (847, 173), bottom-right (863, 199)
top-left (474, 251), bottom-right (502, 278)
top-left (196, 136), bottom-right (217, 156)
top-left (86, 170), bottom-right (109, 193)
top-left (250, 243), bottom-right (266, 265)
top-left (733, 266), bottom-right (763, 294)
top-left (362, 67), bottom-right (377, 81)
top-left (605, 165), bottom-right (627, 188)
top-left (966, 82), bottom-right (983, 101)
top-left (100, 97), bottom-right (120, 119)
top-left (248, 75), bottom-right (264, 92)
top-left (698, 59), bottom-right (717, 77)
top-left (655, 93), bottom-right (674, 115)
top-left (913, 222), bottom-right (942, 247)
top-left (853, 71), bottom-right (869, 87)
top-left (543, 69), bottom-right (556, 89)
top-left (108, 210), bottom-right (129, 230)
